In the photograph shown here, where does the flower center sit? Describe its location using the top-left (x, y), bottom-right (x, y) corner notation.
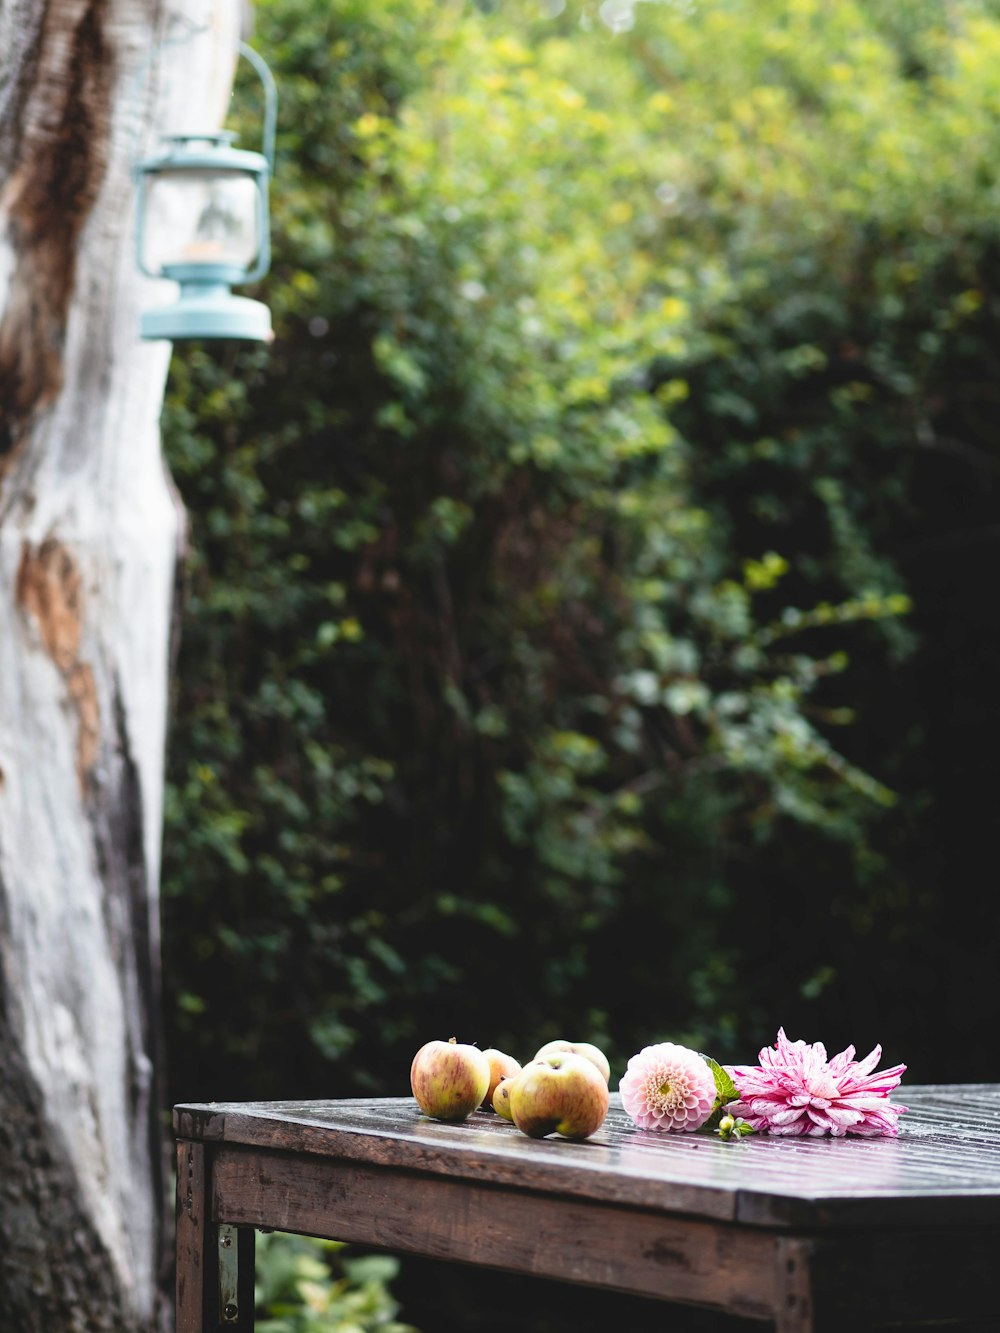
top-left (804, 1071), bottom-right (840, 1100)
top-left (658, 1079), bottom-right (672, 1097)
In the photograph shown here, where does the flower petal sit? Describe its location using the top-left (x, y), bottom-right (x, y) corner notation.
top-left (771, 1106), bottom-right (807, 1126)
top-left (730, 1031), bottom-right (906, 1138)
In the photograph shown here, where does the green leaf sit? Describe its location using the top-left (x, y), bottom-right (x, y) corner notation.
top-left (702, 1054), bottom-right (738, 1105)
top-left (700, 1054), bottom-right (739, 1129)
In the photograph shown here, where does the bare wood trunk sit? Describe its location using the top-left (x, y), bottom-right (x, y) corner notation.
top-left (0, 0), bottom-right (241, 1326)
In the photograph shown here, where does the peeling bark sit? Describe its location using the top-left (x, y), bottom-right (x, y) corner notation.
top-left (0, 0), bottom-right (113, 461)
top-left (16, 538), bottom-right (100, 788)
top-left (0, 0), bottom-right (242, 1327)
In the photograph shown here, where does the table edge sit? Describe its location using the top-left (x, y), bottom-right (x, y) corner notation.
top-left (173, 1087), bottom-right (1000, 1231)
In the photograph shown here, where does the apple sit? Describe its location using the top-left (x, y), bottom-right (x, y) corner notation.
top-left (410, 1038), bottom-right (491, 1122)
top-left (482, 1048), bottom-right (522, 1109)
top-left (532, 1039), bottom-right (611, 1085)
top-left (509, 1051), bottom-right (610, 1140)
top-left (492, 1078), bottom-right (516, 1120)
top-left (494, 1058), bottom-right (547, 1121)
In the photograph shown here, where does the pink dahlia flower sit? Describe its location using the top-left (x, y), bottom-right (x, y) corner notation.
top-left (620, 1042), bottom-right (717, 1131)
top-left (728, 1028), bottom-right (907, 1137)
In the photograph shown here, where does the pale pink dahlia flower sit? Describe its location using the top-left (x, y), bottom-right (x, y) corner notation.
top-left (728, 1029), bottom-right (907, 1137)
top-left (620, 1042), bottom-right (717, 1131)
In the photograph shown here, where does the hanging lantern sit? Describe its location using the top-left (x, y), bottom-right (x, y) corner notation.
top-left (136, 44), bottom-right (276, 342)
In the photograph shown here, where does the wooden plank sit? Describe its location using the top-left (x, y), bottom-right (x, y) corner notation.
top-left (209, 1144), bottom-right (780, 1321)
top-left (176, 1106), bottom-right (228, 1143)
top-left (175, 1087), bottom-right (1000, 1231)
top-left (176, 1140), bottom-right (207, 1333)
top-left (180, 1098), bottom-right (738, 1223)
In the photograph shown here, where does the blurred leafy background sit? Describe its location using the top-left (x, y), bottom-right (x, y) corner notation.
top-left (160, 0), bottom-right (1000, 1324)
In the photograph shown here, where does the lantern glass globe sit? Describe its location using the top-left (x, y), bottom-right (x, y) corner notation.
top-left (143, 168), bottom-right (261, 274)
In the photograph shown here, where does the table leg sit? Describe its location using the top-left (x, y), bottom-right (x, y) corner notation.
top-left (774, 1237), bottom-right (823, 1333)
top-left (176, 1140), bottom-right (255, 1331)
top-left (177, 1140), bottom-right (208, 1333)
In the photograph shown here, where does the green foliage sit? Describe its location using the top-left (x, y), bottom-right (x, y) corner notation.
top-left (699, 1054), bottom-right (740, 1131)
top-left (161, 0), bottom-right (1000, 1110)
top-left (256, 1232), bottom-right (417, 1333)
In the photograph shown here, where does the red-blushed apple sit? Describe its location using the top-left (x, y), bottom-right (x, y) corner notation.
top-left (495, 1059), bottom-right (546, 1121)
top-left (410, 1038), bottom-right (491, 1121)
top-left (533, 1039), bottom-right (611, 1085)
top-left (509, 1052), bottom-right (610, 1140)
top-left (482, 1048), bottom-right (522, 1109)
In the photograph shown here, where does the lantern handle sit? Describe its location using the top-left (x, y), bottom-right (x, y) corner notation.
top-left (238, 42), bottom-right (277, 174)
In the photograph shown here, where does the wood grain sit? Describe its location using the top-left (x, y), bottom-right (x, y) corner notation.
top-left (210, 1145), bottom-right (780, 1321)
top-left (174, 1085), bottom-right (1000, 1230)
top-left (175, 1140), bottom-right (207, 1333)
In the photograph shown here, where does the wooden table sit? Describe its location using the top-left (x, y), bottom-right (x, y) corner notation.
top-left (174, 1085), bottom-right (1000, 1332)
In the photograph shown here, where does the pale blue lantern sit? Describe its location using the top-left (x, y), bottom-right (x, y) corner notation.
top-left (136, 44), bottom-right (276, 342)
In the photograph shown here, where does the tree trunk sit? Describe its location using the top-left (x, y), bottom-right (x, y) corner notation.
top-left (0, 0), bottom-right (241, 1326)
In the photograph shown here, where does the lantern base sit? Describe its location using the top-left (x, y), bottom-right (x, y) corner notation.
top-left (141, 287), bottom-right (272, 342)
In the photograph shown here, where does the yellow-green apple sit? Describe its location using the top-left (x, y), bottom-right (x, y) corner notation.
top-left (532, 1039), bottom-right (611, 1085)
top-left (410, 1038), bottom-right (490, 1121)
top-left (510, 1051), bottom-right (610, 1140)
top-left (492, 1078), bottom-right (516, 1120)
top-left (482, 1048), bottom-right (522, 1109)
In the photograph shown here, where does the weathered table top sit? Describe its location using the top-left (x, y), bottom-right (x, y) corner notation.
top-left (174, 1083), bottom-right (1000, 1230)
